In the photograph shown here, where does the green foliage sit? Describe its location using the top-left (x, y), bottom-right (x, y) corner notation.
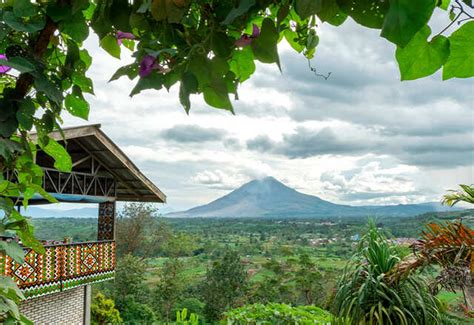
top-left (172, 298), bottom-right (205, 322)
top-left (153, 257), bottom-right (186, 321)
top-left (202, 250), bottom-right (249, 321)
top-left (333, 222), bottom-right (442, 325)
top-left (173, 308), bottom-right (200, 325)
top-left (442, 184), bottom-right (474, 206)
top-left (396, 26), bottom-right (450, 81)
top-left (252, 253), bottom-right (328, 306)
top-left (116, 203), bottom-right (172, 257)
top-left (224, 303), bottom-right (335, 324)
top-left (91, 292), bottom-right (123, 325)
top-left (112, 254), bottom-right (152, 308)
top-left (120, 298), bottom-right (158, 324)
top-left (1, 0), bottom-right (474, 321)
top-left (442, 21), bottom-right (474, 79)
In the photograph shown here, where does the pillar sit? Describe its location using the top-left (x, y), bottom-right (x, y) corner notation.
top-left (97, 201), bottom-right (116, 241)
top-left (84, 285), bottom-right (92, 325)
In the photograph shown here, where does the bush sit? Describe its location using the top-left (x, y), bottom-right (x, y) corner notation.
top-left (172, 298), bottom-right (205, 320)
top-left (91, 293), bottom-right (122, 325)
top-left (333, 222), bottom-right (442, 324)
top-left (120, 298), bottom-right (157, 324)
top-left (224, 303), bottom-right (334, 324)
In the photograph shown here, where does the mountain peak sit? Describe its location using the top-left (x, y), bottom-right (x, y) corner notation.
top-left (237, 176), bottom-right (295, 195)
top-left (168, 177), bottom-right (459, 218)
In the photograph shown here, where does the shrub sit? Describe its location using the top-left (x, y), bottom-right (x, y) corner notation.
top-left (91, 293), bottom-right (122, 325)
top-left (333, 222), bottom-right (442, 324)
top-left (224, 303), bottom-right (334, 324)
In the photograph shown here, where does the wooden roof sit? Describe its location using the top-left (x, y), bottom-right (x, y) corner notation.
top-left (31, 124), bottom-right (166, 203)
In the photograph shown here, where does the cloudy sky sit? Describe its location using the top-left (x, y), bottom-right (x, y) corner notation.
top-left (61, 10), bottom-right (473, 212)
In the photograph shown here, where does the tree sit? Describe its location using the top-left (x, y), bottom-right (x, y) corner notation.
top-left (113, 254), bottom-right (150, 308)
top-left (120, 298), bottom-right (158, 324)
top-left (293, 254), bottom-right (324, 305)
top-left (153, 257), bottom-right (186, 321)
top-left (252, 254), bottom-right (326, 306)
top-left (1, 0), bottom-right (474, 322)
top-left (91, 292), bottom-right (122, 325)
top-left (116, 203), bottom-right (172, 257)
top-left (202, 250), bottom-right (248, 321)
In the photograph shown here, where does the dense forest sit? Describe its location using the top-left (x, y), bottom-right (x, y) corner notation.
top-left (29, 205), bottom-right (474, 324)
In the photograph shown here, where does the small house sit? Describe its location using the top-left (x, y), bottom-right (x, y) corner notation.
top-left (0, 124), bottom-right (166, 324)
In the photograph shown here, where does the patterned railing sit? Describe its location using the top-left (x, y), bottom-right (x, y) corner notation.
top-left (0, 241), bottom-right (115, 299)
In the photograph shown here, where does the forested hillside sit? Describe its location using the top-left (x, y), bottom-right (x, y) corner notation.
top-left (31, 206), bottom-right (474, 323)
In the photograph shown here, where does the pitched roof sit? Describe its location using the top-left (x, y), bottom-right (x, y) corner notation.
top-left (32, 124), bottom-right (166, 203)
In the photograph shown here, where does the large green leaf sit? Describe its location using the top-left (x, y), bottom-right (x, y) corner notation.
top-left (3, 11), bottom-right (45, 33)
top-left (100, 35), bottom-right (121, 59)
top-left (129, 73), bottom-right (164, 96)
top-left (41, 138), bottom-right (72, 172)
top-left (16, 98), bottom-right (36, 131)
top-left (179, 72), bottom-right (198, 113)
top-left (0, 57), bottom-right (35, 73)
top-left (396, 26), bottom-right (449, 80)
top-left (13, 0), bottom-right (36, 17)
top-left (151, 0), bottom-right (187, 23)
top-left (230, 47), bottom-right (256, 82)
top-left (316, 0), bottom-right (347, 26)
top-left (109, 64), bottom-right (138, 82)
top-left (381, 0), bottom-right (436, 47)
top-left (65, 92), bottom-right (89, 119)
top-left (295, 0), bottom-right (319, 20)
top-left (211, 32), bottom-right (233, 58)
top-left (337, 0), bottom-right (389, 28)
top-left (443, 21), bottom-right (474, 79)
top-left (251, 18), bottom-right (280, 67)
top-left (222, 0), bottom-right (256, 24)
top-left (34, 75), bottom-right (63, 105)
top-left (71, 72), bottom-right (94, 94)
top-left (110, 0), bottom-right (132, 31)
top-left (203, 83), bottom-right (233, 111)
top-left (0, 241), bottom-right (24, 264)
top-left (59, 12), bottom-right (89, 43)
top-left (0, 138), bottom-right (22, 160)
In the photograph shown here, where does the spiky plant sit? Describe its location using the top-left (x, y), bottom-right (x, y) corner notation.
top-left (393, 221), bottom-right (474, 311)
top-left (334, 222), bottom-right (442, 325)
top-left (442, 184), bottom-right (474, 206)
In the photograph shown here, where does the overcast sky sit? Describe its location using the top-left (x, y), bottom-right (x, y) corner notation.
top-left (60, 12), bottom-right (473, 212)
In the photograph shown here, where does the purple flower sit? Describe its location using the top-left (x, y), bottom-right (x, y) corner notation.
top-left (138, 55), bottom-right (170, 78)
top-left (116, 31), bottom-right (135, 45)
top-left (139, 55), bottom-right (156, 77)
top-left (0, 54), bottom-right (12, 74)
top-left (252, 24), bottom-right (260, 38)
top-left (235, 24), bottom-right (260, 47)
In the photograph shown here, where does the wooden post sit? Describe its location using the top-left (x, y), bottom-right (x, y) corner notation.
top-left (97, 201), bottom-right (116, 241)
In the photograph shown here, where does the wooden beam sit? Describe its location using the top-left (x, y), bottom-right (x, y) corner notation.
top-left (71, 138), bottom-right (138, 195)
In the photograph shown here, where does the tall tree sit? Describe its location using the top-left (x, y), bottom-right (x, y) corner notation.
top-left (153, 257), bottom-right (186, 321)
top-left (116, 203), bottom-right (172, 257)
top-left (202, 250), bottom-right (248, 321)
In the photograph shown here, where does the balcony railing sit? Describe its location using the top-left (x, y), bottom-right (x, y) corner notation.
top-left (0, 241), bottom-right (115, 299)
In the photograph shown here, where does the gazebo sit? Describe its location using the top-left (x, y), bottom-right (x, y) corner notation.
top-left (0, 124), bottom-right (166, 324)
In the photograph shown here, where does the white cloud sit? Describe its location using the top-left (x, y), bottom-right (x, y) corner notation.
top-left (56, 19), bottom-right (473, 211)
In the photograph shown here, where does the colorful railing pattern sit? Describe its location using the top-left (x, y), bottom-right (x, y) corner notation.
top-left (0, 241), bottom-right (115, 299)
